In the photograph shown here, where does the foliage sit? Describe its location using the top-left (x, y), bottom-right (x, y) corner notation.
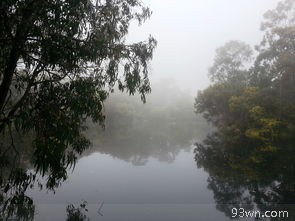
top-left (195, 0), bottom-right (295, 219)
top-left (0, 0), bottom-right (156, 185)
top-left (0, 0), bottom-right (156, 220)
top-left (195, 0), bottom-right (295, 154)
top-left (209, 40), bottom-right (253, 84)
top-left (195, 82), bottom-right (244, 127)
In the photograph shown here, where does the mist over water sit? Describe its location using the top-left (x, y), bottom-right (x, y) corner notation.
top-left (1, 1), bottom-right (294, 220)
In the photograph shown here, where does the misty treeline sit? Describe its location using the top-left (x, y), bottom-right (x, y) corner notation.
top-left (195, 0), bottom-right (295, 161)
top-left (85, 79), bottom-right (210, 164)
top-left (194, 0), bottom-right (295, 219)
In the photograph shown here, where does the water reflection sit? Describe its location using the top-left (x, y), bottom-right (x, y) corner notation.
top-left (0, 88), bottom-right (210, 220)
top-left (0, 132), bottom-right (35, 220)
top-left (195, 131), bottom-right (295, 220)
top-left (84, 86), bottom-right (209, 165)
top-left (66, 201), bottom-right (90, 221)
top-left (0, 130), bottom-right (89, 221)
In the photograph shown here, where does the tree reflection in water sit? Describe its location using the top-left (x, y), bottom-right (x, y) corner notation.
top-left (66, 201), bottom-right (90, 221)
top-left (1, 131), bottom-right (35, 220)
top-left (84, 82), bottom-right (209, 166)
top-left (195, 131), bottom-right (295, 220)
top-left (0, 81), bottom-right (208, 220)
top-left (0, 131), bottom-right (90, 221)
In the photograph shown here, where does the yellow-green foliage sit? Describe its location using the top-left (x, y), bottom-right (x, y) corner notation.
top-left (229, 87), bottom-right (259, 113)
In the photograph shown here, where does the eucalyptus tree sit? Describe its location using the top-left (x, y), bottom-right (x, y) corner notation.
top-left (0, 0), bottom-right (156, 184)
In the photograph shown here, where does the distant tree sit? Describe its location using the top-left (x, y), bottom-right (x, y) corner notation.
top-left (86, 80), bottom-right (209, 165)
top-left (196, 41), bottom-right (253, 128)
top-left (208, 41), bottom-right (253, 84)
top-left (0, 0), bottom-right (156, 184)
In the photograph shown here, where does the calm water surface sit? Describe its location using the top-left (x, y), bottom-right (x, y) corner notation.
top-left (27, 145), bottom-right (236, 221)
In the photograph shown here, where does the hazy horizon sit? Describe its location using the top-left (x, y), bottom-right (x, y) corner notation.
top-left (128, 0), bottom-right (281, 94)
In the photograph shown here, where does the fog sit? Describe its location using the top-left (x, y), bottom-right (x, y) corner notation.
top-left (129, 0), bottom-right (281, 93)
top-left (2, 1), bottom-right (294, 220)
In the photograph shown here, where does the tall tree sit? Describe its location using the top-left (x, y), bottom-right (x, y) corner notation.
top-left (0, 0), bottom-right (156, 188)
top-left (208, 40), bottom-right (253, 84)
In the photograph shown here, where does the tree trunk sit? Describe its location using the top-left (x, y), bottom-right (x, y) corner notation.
top-left (0, 5), bottom-right (34, 112)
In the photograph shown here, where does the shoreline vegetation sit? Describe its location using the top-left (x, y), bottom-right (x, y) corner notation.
top-left (194, 0), bottom-right (295, 219)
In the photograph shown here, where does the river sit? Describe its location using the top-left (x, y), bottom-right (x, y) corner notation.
top-left (28, 145), bottom-right (237, 221)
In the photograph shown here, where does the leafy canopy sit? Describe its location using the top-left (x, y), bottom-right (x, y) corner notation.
top-left (195, 0), bottom-right (295, 139)
top-left (209, 40), bottom-right (253, 84)
top-left (195, 0), bottom-right (295, 218)
top-left (0, 0), bottom-right (156, 189)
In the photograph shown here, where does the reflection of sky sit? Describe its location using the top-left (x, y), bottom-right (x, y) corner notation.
top-left (28, 149), bottom-right (211, 204)
top-left (26, 149), bottom-right (237, 220)
top-left (81, 86), bottom-right (211, 165)
top-left (34, 204), bottom-right (237, 221)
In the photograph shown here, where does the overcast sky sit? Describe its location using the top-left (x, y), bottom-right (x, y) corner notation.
top-left (128, 0), bottom-right (281, 94)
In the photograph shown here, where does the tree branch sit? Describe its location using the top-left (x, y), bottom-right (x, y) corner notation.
top-left (0, 2), bottom-right (35, 112)
top-left (0, 64), bottom-right (43, 133)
